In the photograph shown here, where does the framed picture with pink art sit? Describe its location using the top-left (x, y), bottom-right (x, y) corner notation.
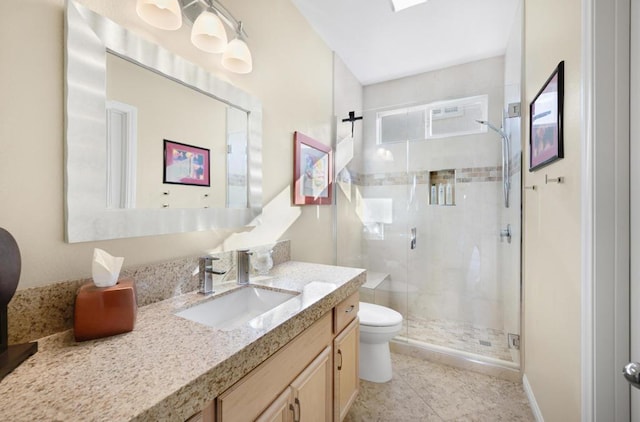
top-left (529, 61), bottom-right (564, 171)
top-left (163, 139), bottom-right (210, 187)
top-left (293, 132), bottom-right (333, 205)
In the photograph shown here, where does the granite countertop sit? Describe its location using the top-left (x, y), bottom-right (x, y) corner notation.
top-left (0, 261), bottom-right (365, 421)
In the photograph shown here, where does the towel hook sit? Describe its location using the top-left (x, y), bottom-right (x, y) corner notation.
top-left (545, 174), bottom-right (564, 184)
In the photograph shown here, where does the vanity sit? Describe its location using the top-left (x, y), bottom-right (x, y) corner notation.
top-left (0, 261), bottom-right (364, 421)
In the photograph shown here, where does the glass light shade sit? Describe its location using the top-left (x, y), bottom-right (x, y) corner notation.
top-left (222, 38), bottom-right (253, 74)
top-left (391, 0), bottom-right (428, 12)
top-left (136, 0), bottom-right (182, 30)
top-left (191, 11), bottom-right (228, 53)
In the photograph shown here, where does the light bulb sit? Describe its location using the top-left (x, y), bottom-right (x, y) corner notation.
top-left (136, 0), bottom-right (182, 30)
top-left (222, 38), bottom-right (253, 74)
top-left (191, 11), bottom-right (228, 53)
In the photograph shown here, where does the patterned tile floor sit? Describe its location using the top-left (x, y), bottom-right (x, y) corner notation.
top-left (403, 316), bottom-right (514, 362)
top-left (345, 353), bottom-right (534, 422)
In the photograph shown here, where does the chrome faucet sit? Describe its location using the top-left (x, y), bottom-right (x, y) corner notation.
top-left (236, 249), bottom-right (252, 285)
top-left (199, 256), bottom-right (222, 295)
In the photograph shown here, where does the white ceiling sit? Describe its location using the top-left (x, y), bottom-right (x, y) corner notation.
top-left (291, 0), bottom-right (520, 85)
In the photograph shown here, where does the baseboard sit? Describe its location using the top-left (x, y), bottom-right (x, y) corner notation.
top-left (522, 374), bottom-right (544, 422)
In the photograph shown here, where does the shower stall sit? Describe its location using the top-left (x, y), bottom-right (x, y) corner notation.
top-left (334, 53), bottom-right (522, 369)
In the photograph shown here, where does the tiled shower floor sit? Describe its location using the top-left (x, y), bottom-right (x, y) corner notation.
top-left (402, 315), bottom-right (514, 362)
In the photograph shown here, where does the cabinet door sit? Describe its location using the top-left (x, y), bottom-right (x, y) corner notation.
top-left (256, 388), bottom-right (293, 422)
top-left (217, 313), bottom-right (332, 422)
top-left (334, 318), bottom-right (359, 422)
top-left (290, 346), bottom-right (332, 422)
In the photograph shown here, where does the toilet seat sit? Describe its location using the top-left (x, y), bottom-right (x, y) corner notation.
top-left (359, 302), bottom-right (403, 327)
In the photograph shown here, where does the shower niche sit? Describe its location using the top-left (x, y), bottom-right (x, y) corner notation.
top-left (429, 169), bottom-right (455, 206)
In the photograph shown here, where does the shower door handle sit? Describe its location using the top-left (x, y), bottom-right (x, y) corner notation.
top-left (410, 227), bottom-right (417, 249)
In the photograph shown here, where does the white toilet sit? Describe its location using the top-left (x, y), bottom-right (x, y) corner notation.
top-left (358, 302), bottom-right (403, 383)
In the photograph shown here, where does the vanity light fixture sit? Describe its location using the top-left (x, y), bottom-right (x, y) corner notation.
top-left (221, 23), bottom-right (252, 74)
top-left (191, 10), bottom-right (227, 53)
top-left (136, 0), bottom-right (182, 30)
top-left (135, 0), bottom-right (252, 74)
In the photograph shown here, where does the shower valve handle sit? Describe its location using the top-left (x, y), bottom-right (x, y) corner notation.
top-left (410, 227), bottom-right (417, 249)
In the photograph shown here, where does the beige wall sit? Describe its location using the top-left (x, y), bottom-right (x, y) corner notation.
top-left (523, 0), bottom-right (582, 419)
top-left (0, 0), bottom-right (334, 289)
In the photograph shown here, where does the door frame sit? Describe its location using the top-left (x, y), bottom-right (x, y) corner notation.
top-left (581, 0), bottom-right (630, 420)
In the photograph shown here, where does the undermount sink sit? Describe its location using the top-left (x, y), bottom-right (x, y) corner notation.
top-left (176, 286), bottom-right (298, 330)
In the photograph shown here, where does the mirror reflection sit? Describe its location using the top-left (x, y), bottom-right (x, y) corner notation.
top-left (105, 53), bottom-right (248, 209)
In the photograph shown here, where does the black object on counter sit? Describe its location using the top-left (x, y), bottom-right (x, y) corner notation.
top-left (0, 228), bottom-right (37, 381)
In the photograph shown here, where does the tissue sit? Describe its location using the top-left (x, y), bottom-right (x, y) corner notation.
top-left (92, 248), bottom-right (124, 287)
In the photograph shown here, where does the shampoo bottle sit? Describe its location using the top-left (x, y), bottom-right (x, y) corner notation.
top-left (445, 182), bottom-right (453, 205)
top-left (438, 183), bottom-right (445, 205)
top-left (431, 184), bottom-right (437, 205)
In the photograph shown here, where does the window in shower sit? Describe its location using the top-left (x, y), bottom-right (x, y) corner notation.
top-left (376, 105), bottom-right (426, 144)
top-left (376, 94), bottom-right (489, 144)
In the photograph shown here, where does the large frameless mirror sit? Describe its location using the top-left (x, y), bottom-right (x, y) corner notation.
top-left (65, 1), bottom-right (262, 242)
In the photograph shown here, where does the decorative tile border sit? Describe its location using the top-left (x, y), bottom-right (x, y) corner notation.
top-left (455, 166), bottom-right (502, 184)
top-left (344, 154), bottom-right (522, 187)
top-left (8, 240), bottom-right (291, 344)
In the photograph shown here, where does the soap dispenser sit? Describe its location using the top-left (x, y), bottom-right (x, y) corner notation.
top-left (445, 182), bottom-right (453, 205)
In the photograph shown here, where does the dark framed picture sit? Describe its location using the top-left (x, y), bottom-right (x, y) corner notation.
top-left (529, 61), bottom-right (564, 171)
top-left (293, 131), bottom-right (333, 205)
top-left (163, 139), bottom-right (210, 187)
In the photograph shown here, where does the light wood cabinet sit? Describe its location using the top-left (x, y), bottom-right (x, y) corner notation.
top-left (333, 317), bottom-right (359, 422)
top-left (257, 346), bottom-right (332, 422)
top-left (290, 346), bottom-right (332, 422)
top-left (216, 313), bottom-right (332, 422)
top-left (185, 401), bottom-right (215, 422)
top-left (256, 388), bottom-right (292, 422)
top-left (209, 293), bottom-right (360, 422)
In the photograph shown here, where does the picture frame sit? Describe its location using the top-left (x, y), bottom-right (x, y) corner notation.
top-left (293, 132), bottom-right (333, 205)
top-left (529, 61), bottom-right (564, 171)
top-left (163, 139), bottom-right (210, 187)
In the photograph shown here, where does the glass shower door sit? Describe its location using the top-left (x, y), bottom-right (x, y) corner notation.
top-left (403, 111), bottom-right (521, 367)
top-left (334, 109), bottom-right (411, 338)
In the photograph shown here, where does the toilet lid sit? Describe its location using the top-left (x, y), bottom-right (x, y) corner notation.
top-left (358, 302), bottom-right (403, 327)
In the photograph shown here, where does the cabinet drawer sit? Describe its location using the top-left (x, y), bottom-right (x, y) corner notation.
top-left (334, 292), bottom-right (359, 334)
